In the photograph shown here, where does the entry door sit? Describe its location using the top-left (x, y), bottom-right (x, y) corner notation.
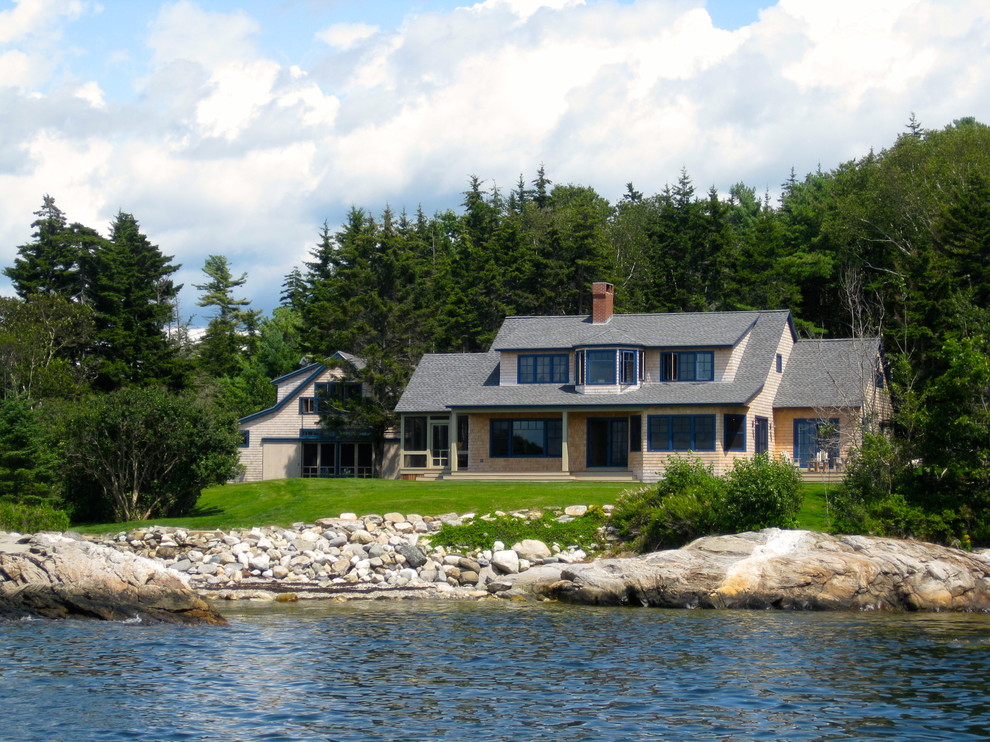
top-left (430, 421), bottom-right (449, 468)
top-left (755, 417), bottom-right (769, 455)
top-left (587, 418), bottom-right (629, 468)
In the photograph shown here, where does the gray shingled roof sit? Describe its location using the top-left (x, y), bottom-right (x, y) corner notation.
top-left (394, 353), bottom-right (501, 413)
top-left (774, 338), bottom-right (881, 408)
top-left (491, 310), bottom-right (768, 351)
top-left (396, 310), bottom-right (798, 413)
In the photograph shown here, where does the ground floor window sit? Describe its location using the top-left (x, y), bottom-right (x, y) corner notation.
top-left (793, 418), bottom-right (840, 468)
top-left (647, 414), bottom-right (716, 451)
top-left (302, 441), bottom-right (373, 478)
top-left (724, 414), bottom-right (746, 452)
top-left (490, 418), bottom-right (562, 458)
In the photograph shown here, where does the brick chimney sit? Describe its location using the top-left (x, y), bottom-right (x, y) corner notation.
top-left (591, 282), bottom-right (614, 324)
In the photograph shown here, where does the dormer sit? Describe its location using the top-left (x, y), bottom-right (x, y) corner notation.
top-left (574, 347), bottom-right (644, 393)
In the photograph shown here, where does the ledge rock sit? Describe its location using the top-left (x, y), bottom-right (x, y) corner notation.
top-left (490, 529), bottom-right (990, 612)
top-left (0, 532), bottom-right (226, 624)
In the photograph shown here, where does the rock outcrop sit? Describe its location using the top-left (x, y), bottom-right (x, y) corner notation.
top-left (490, 529), bottom-right (990, 612)
top-left (0, 532), bottom-right (227, 624)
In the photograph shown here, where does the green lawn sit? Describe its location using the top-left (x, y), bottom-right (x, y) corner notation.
top-left (74, 478), bottom-right (834, 535)
top-left (73, 478), bottom-right (637, 533)
top-left (797, 483), bottom-right (836, 532)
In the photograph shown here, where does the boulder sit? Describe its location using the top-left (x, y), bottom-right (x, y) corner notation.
top-left (491, 529), bottom-right (990, 612)
top-left (512, 539), bottom-right (551, 561)
top-left (0, 532), bottom-right (226, 624)
top-left (492, 549), bottom-right (520, 575)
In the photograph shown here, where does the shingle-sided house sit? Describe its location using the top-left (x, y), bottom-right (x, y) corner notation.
top-left (394, 282), bottom-right (890, 482)
top-left (235, 351), bottom-right (399, 482)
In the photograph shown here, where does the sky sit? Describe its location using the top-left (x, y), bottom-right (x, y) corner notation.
top-left (1, 0), bottom-right (988, 326)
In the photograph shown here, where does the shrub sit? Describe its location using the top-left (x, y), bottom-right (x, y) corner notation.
top-left (719, 454), bottom-right (803, 532)
top-left (59, 387), bottom-right (243, 523)
top-left (613, 454), bottom-right (803, 553)
top-left (612, 457), bottom-right (723, 551)
top-left (0, 501), bottom-right (70, 533)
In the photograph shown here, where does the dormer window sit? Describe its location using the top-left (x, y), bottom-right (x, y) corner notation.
top-left (518, 354), bottom-right (569, 384)
top-left (575, 348), bottom-right (644, 388)
top-left (586, 350), bottom-right (616, 384)
top-left (660, 351), bottom-right (714, 381)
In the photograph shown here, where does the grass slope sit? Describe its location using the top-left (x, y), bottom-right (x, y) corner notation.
top-left (74, 479), bottom-right (833, 535)
top-left (73, 479), bottom-right (635, 533)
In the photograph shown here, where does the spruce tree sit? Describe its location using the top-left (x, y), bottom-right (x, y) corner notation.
top-left (88, 212), bottom-right (186, 391)
top-left (4, 196), bottom-right (79, 298)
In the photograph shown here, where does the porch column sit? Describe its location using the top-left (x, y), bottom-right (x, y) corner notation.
top-left (450, 411), bottom-right (458, 473)
top-left (561, 410), bottom-right (569, 473)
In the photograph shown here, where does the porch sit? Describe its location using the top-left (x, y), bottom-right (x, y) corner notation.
top-left (419, 469), bottom-right (639, 483)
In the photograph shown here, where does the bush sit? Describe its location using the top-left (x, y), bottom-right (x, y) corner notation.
top-left (612, 454), bottom-right (803, 552)
top-left (719, 454), bottom-right (803, 532)
top-left (59, 387), bottom-right (243, 523)
top-left (0, 501), bottom-right (70, 533)
top-left (612, 457), bottom-right (723, 551)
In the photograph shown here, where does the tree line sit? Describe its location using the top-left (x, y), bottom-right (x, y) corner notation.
top-left (1, 117), bottom-right (988, 539)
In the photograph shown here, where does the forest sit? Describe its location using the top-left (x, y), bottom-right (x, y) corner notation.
top-left (1, 117), bottom-right (988, 541)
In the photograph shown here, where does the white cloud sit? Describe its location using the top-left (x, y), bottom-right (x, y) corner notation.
top-left (147, 0), bottom-right (260, 69)
top-left (1, 0), bottom-right (989, 321)
top-left (0, 0), bottom-right (86, 44)
top-left (73, 80), bottom-right (105, 108)
top-left (470, 0), bottom-right (586, 21)
top-left (0, 50), bottom-right (33, 88)
top-left (317, 22), bottom-right (380, 51)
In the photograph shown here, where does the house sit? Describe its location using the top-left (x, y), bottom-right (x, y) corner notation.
top-left (394, 282), bottom-right (889, 482)
top-left (235, 351), bottom-right (399, 482)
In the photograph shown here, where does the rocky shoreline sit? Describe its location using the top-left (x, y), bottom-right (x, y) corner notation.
top-left (85, 506), bottom-right (602, 602)
top-left (7, 507), bottom-right (990, 618)
top-left (0, 531), bottom-right (227, 624)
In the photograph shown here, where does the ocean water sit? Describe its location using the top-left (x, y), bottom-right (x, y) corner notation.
top-left (2, 601), bottom-right (990, 741)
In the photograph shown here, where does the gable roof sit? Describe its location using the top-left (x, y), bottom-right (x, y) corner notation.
top-left (774, 338), bottom-right (881, 408)
top-left (396, 310), bottom-right (795, 412)
top-left (239, 351), bottom-right (367, 424)
top-left (394, 353), bottom-right (500, 413)
top-left (491, 310), bottom-right (791, 351)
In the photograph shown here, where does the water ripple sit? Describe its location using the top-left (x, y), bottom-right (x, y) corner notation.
top-left (3, 603), bottom-right (990, 741)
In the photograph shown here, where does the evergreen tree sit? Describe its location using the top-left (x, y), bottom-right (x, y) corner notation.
top-left (194, 255), bottom-right (260, 378)
top-left (0, 397), bottom-right (62, 508)
top-left (88, 212), bottom-right (186, 391)
top-left (4, 196), bottom-right (82, 298)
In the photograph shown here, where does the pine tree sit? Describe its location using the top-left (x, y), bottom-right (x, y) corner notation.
top-left (194, 255), bottom-right (259, 378)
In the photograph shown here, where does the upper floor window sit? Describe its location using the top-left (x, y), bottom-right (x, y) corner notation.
top-left (586, 349), bottom-right (616, 384)
top-left (620, 349), bottom-right (645, 384)
top-left (660, 351), bottom-right (714, 381)
top-left (575, 348), bottom-right (644, 386)
top-left (301, 381), bottom-right (362, 413)
top-left (518, 354), bottom-right (569, 384)
top-left (776, 353), bottom-right (783, 373)
top-left (317, 381), bottom-right (362, 405)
